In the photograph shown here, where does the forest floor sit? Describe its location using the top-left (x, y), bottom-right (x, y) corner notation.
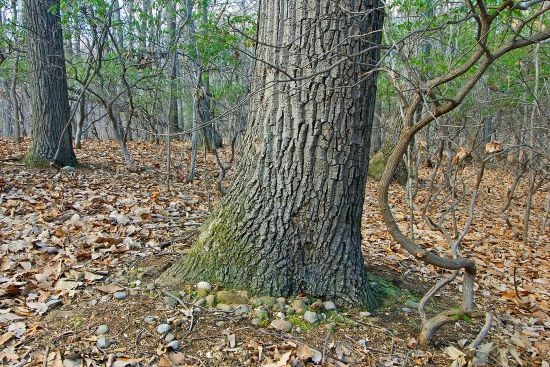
top-left (0, 138), bottom-right (548, 367)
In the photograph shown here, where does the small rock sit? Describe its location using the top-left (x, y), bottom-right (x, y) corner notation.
top-left (99, 295), bottom-right (110, 303)
top-left (276, 312), bottom-right (286, 319)
top-left (90, 299), bottom-right (98, 306)
top-left (167, 340), bottom-right (180, 350)
top-left (96, 325), bottom-right (109, 335)
top-left (250, 298), bottom-right (263, 307)
top-left (272, 303), bottom-right (285, 312)
top-left (216, 291), bottom-right (248, 305)
top-left (292, 300), bottom-right (307, 314)
top-left (359, 339), bottom-right (368, 348)
top-left (270, 319), bottom-right (292, 332)
top-left (216, 321), bottom-right (226, 327)
top-left (303, 311), bottom-right (318, 324)
top-left (162, 296), bottom-right (179, 308)
top-left (206, 294), bottom-right (216, 307)
top-left (254, 309), bottom-right (269, 319)
top-left (251, 318), bottom-right (261, 326)
top-left (402, 307), bottom-right (412, 313)
top-left (144, 316), bottom-right (156, 324)
top-left (359, 311), bottom-right (372, 317)
top-left (194, 299), bottom-right (206, 307)
top-left (146, 283), bottom-right (156, 291)
top-left (197, 281), bottom-right (212, 292)
top-left (217, 304), bottom-right (233, 312)
top-left (309, 300), bottom-right (324, 311)
top-left (324, 301), bottom-right (337, 311)
top-left (96, 337), bottom-right (110, 349)
top-left (157, 323), bottom-right (171, 335)
top-left (259, 296), bottom-right (276, 307)
top-left (234, 304), bottom-right (250, 316)
top-left (405, 300), bottom-right (419, 309)
top-left (164, 333), bottom-right (175, 342)
top-left (113, 291), bottom-right (127, 300)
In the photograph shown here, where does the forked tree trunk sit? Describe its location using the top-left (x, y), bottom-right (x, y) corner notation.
top-left (160, 0), bottom-right (384, 307)
top-left (24, 0), bottom-right (76, 166)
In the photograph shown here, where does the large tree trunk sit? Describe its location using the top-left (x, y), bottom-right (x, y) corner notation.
top-left (24, 0), bottom-right (76, 166)
top-left (160, 0), bottom-right (383, 307)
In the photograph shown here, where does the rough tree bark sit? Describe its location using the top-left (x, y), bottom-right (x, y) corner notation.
top-left (159, 0), bottom-right (384, 307)
top-left (24, 0), bottom-right (76, 166)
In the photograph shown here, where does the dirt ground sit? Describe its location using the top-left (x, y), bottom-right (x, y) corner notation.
top-left (0, 138), bottom-right (548, 366)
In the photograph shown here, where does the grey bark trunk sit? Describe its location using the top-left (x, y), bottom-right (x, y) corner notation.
top-left (75, 92), bottom-right (85, 149)
top-left (24, 0), bottom-right (76, 166)
top-left (160, 0), bottom-right (384, 307)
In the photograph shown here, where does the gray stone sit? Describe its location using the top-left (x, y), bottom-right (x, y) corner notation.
top-left (96, 325), bottom-right (109, 335)
top-left (90, 299), bottom-right (98, 306)
top-left (216, 291), bottom-right (248, 305)
top-left (146, 283), bottom-right (156, 291)
top-left (217, 304), bottom-right (233, 312)
top-left (254, 309), bottom-right (269, 319)
top-left (405, 300), bottom-right (419, 309)
top-left (276, 312), bottom-right (286, 319)
top-left (272, 303), bottom-right (285, 312)
top-left (167, 340), bottom-right (180, 350)
top-left (96, 337), bottom-right (110, 349)
top-left (157, 323), bottom-right (171, 335)
top-left (251, 318), bottom-right (261, 326)
top-left (216, 321), bottom-right (226, 327)
top-left (162, 296), bottom-right (179, 308)
top-left (359, 311), bottom-right (372, 317)
top-left (234, 304), bottom-right (250, 316)
top-left (206, 294), bottom-right (216, 307)
top-left (194, 299), bottom-right (206, 307)
top-left (196, 281), bottom-right (212, 291)
top-left (402, 307), bottom-right (412, 313)
top-left (259, 296), bottom-right (277, 307)
top-left (270, 319), bottom-right (292, 332)
top-left (164, 333), bottom-right (175, 342)
top-left (113, 292), bottom-right (127, 300)
top-left (303, 311), bottom-right (319, 324)
top-left (144, 316), bottom-right (156, 324)
top-left (292, 300), bottom-right (307, 314)
top-left (324, 301), bottom-right (337, 311)
top-left (250, 298), bottom-right (263, 307)
top-left (99, 295), bottom-right (110, 303)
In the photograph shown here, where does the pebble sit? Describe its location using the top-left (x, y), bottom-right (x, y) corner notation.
top-left (217, 304), bottom-right (233, 312)
top-left (234, 304), bottom-right (250, 316)
top-left (196, 281), bottom-right (212, 291)
top-left (144, 316), bottom-right (156, 324)
top-left (206, 294), bottom-right (216, 307)
top-left (303, 311), bottom-right (319, 324)
top-left (402, 307), bottom-right (412, 313)
top-left (359, 339), bottom-right (368, 348)
top-left (259, 296), bottom-right (277, 307)
top-left (167, 340), bottom-right (180, 350)
top-left (324, 301), bottom-right (337, 311)
top-left (216, 321), bottom-right (226, 327)
top-left (194, 299), bottom-right (206, 307)
top-left (96, 337), bottom-right (110, 349)
top-left (113, 291), bottom-right (127, 300)
top-left (254, 309), bottom-right (269, 319)
top-left (99, 295), bottom-right (110, 303)
top-left (163, 295), bottom-right (179, 308)
top-left (292, 300), bottom-right (307, 314)
top-left (146, 283), bottom-right (156, 290)
top-left (157, 324), bottom-right (171, 335)
top-left (251, 318), bottom-right (261, 326)
top-left (359, 311), bottom-right (372, 317)
top-left (405, 300), bottom-right (419, 309)
top-left (90, 299), bottom-right (98, 306)
top-left (96, 325), bottom-right (109, 335)
top-left (276, 312), bottom-right (286, 319)
top-left (164, 333), bottom-right (175, 342)
top-left (270, 319), bottom-right (292, 332)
